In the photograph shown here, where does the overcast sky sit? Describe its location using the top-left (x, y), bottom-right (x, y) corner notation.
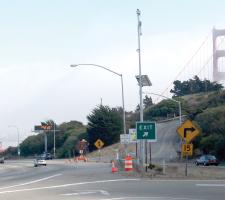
top-left (1, 0), bottom-right (225, 148)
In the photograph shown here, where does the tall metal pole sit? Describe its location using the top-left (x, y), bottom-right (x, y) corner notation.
top-left (70, 64), bottom-right (126, 136)
top-left (121, 74), bottom-right (126, 135)
top-left (44, 132), bottom-right (47, 153)
top-left (17, 127), bottom-right (20, 156)
top-left (53, 122), bottom-right (56, 158)
top-left (137, 9), bottom-right (143, 122)
top-left (143, 92), bottom-right (182, 166)
top-left (178, 101), bottom-right (182, 125)
top-left (137, 9), bottom-right (144, 166)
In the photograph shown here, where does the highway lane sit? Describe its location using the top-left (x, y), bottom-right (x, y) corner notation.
top-left (0, 160), bottom-right (225, 200)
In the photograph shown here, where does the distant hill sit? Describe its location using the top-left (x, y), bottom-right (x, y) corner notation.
top-left (178, 90), bottom-right (225, 159)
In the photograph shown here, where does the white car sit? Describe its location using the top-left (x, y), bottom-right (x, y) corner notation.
top-left (34, 157), bottom-right (47, 167)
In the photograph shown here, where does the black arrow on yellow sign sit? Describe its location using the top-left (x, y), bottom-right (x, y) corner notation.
top-left (184, 127), bottom-right (196, 138)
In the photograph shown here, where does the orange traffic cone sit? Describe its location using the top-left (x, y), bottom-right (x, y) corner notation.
top-left (111, 161), bottom-right (118, 173)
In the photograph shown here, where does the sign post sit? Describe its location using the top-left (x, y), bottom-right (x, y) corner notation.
top-left (129, 129), bottom-right (137, 158)
top-left (34, 122), bottom-right (54, 154)
top-left (136, 122), bottom-right (157, 172)
top-left (34, 122), bottom-right (60, 156)
top-left (177, 120), bottom-right (200, 176)
top-left (94, 139), bottom-right (104, 161)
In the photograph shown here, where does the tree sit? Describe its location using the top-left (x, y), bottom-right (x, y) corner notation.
top-left (56, 121), bottom-right (87, 158)
top-left (135, 104), bottom-right (140, 112)
top-left (144, 99), bottom-right (179, 120)
top-left (19, 120), bottom-right (87, 158)
top-left (170, 76), bottom-right (223, 97)
top-left (20, 134), bottom-right (44, 156)
top-left (143, 95), bottom-right (153, 109)
top-left (87, 105), bottom-right (122, 151)
top-left (199, 134), bottom-right (223, 155)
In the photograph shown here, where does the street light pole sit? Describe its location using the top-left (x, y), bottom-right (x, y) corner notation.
top-left (143, 92), bottom-right (182, 125)
top-left (70, 64), bottom-right (126, 136)
top-left (53, 122), bottom-right (56, 158)
top-left (8, 125), bottom-right (20, 156)
top-left (178, 101), bottom-right (182, 125)
top-left (143, 92), bottom-right (182, 167)
top-left (137, 9), bottom-right (143, 122)
top-left (120, 74), bottom-right (126, 136)
top-left (137, 9), bottom-right (145, 166)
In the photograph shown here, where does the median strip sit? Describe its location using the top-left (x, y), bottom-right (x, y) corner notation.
top-left (196, 183), bottom-right (225, 187)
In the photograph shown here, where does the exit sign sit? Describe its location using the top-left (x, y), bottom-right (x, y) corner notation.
top-left (136, 122), bottom-right (157, 141)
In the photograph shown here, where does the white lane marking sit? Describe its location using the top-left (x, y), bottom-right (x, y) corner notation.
top-left (0, 174), bottom-right (62, 190)
top-left (196, 183), bottom-right (225, 187)
top-left (61, 190), bottom-right (110, 196)
top-left (101, 197), bottom-right (202, 200)
top-left (0, 165), bottom-right (21, 169)
top-left (0, 179), bottom-right (139, 194)
top-left (146, 179), bottom-right (225, 182)
top-left (62, 191), bottom-right (96, 196)
top-left (101, 190), bottom-right (110, 195)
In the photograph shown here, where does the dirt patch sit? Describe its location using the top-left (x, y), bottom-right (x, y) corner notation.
top-left (116, 162), bottom-right (225, 180)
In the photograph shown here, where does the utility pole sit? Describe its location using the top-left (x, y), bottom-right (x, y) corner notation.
top-left (53, 122), bottom-right (56, 158)
top-left (137, 9), bottom-right (144, 166)
top-left (44, 132), bottom-right (47, 153)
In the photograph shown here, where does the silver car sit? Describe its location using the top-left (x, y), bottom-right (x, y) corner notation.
top-left (34, 157), bottom-right (47, 167)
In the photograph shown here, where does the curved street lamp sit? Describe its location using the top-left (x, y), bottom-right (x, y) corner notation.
top-left (143, 92), bottom-right (182, 125)
top-left (70, 64), bottom-right (126, 135)
top-left (143, 92), bottom-right (182, 168)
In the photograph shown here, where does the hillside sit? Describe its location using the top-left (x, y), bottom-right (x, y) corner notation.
top-left (180, 90), bottom-right (225, 159)
top-left (3, 89), bottom-right (225, 160)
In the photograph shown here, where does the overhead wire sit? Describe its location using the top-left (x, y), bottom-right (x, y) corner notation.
top-left (156, 33), bottom-right (211, 102)
top-left (196, 36), bottom-right (225, 79)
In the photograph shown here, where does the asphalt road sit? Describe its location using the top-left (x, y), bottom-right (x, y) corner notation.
top-left (0, 159), bottom-right (225, 200)
top-left (151, 118), bottom-right (181, 161)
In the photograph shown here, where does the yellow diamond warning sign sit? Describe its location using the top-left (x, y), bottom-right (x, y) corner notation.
top-left (94, 139), bottom-right (104, 149)
top-left (177, 120), bottom-right (200, 143)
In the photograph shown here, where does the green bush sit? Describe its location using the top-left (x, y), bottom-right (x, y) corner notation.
top-left (199, 134), bottom-right (222, 154)
top-left (87, 105), bottom-right (122, 151)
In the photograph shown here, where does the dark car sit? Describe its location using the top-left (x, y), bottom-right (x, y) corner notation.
top-left (195, 155), bottom-right (219, 166)
top-left (41, 153), bottom-right (53, 160)
top-left (0, 157), bottom-right (4, 164)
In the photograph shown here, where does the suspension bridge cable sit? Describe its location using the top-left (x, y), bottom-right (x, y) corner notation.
top-left (196, 36), bottom-right (225, 78)
top-left (157, 33), bottom-right (211, 101)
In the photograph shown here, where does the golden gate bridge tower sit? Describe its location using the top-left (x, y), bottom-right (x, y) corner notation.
top-left (213, 28), bottom-right (225, 82)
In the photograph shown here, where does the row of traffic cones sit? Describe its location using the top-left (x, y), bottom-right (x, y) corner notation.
top-left (111, 155), bottom-right (133, 173)
top-left (65, 155), bottom-right (88, 163)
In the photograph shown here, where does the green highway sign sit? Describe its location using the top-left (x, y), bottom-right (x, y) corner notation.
top-left (136, 122), bottom-right (157, 141)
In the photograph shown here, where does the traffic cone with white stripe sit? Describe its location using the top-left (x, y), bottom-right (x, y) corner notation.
top-left (111, 161), bottom-right (118, 173)
top-left (125, 155), bottom-right (133, 171)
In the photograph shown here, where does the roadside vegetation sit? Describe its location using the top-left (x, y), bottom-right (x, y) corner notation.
top-left (2, 76), bottom-right (225, 160)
